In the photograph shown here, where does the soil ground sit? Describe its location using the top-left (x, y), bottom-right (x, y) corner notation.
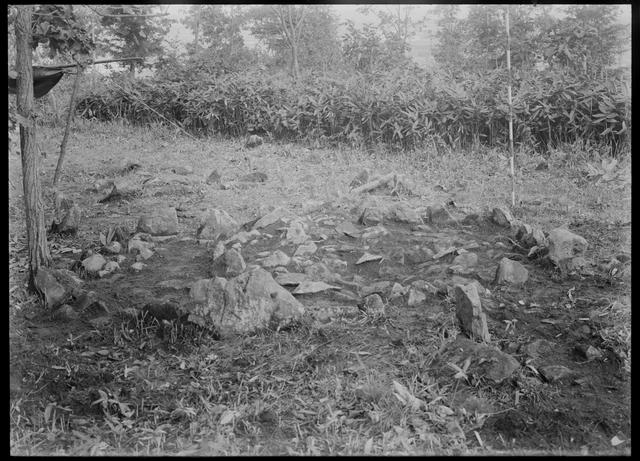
top-left (9, 121), bottom-right (631, 455)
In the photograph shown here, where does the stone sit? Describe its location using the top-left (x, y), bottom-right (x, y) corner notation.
top-left (245, 134), bottom-right (263, 148)
top-left (432, 279), bottom-right (449, 296)
top-left (136, 247), bottom-right (154, 261)
top-left (426, 204), bottom-right (450, 224)
top-left (513, 222), bottom-right (547, 248)
top-left (227, 230), bottom-right (261, 245)
top-left (449, 277), bottom-right (488, 297)
top-left (172, 165), bottom-right (194, 175)
top-left (115, 255), bottom-right (127, 264)
top-left (34, 268), bottom-right (69, 309)
top-left (388, 203), bottom-right (422, 224)
top-left (206, 169), bottom-right (221, 185)
top-left (452, 252), bottom-right (478, 268)
top-left (239, 171), bottom-right (268, 182)
top-left (539, 365), bottom-right (574, 383)
top-left (335, 221), bottom-right (361, 238)
top-left (88, 316), bottom-right (111, 329)
top-left (187, 268), bottom-right (305, 335)
top-left (211, 241), bottom-right (226, 260)
top-left (262, 250), bottom-right (291, 268)
top-left (252, 207), bottom-right (290, 230)
top-left (103, 241), bottom-right (122, 254)
top-left (285, 219), bottom-right (309, 245)
top-left (494, 258), bottom-right (529, 285)
top-left (361, 225), bottom-right (389, 240)
top-left (75, 291), bottom-right (110, 317)
top-left (359, 206), bottom-right (385, 226)
top-left (103, 177), bottom-right (141, 201)
top-left (128, 238), bottom-right (154, 254)
top-left (389, 282), bottom-right (407, 300)
top-left (454, 284), bottom-right (491, 342)
top-left (224, 248), bottom-right (246, 277)
top-left (411, 280), bottom-right (439, 296)
top-left (51, 203), bottom-right (82, 235)
top-left (404, 247), bottom-right (434, 264)
top-left (103, 261), bottom-right (120, 273)
top-left (52, 304), bottom-right (79, 321)
top-left (439, 337), bottom-right (519, 383)
top-left (407, 288), bottom-right (426, 307)
top-left (360, 281), bottom-right (392, 297)
top-left (275, 272), bottom-right (308, 286)
top-left (575, 344), bottom-right (603, 361)
top-left (130, 262), bottom-right (145, 272)
top-left (566, 256), bottom-right (589, 272)
top-left (294, 241), bottom-right (317, 257)
top-left (322, 257), bottom-right (348, 272)
top-left (547, 227), bottom-right (588, 269)
top-left (304, 262), bottom-right (337, 282)
top-left (491, 207), bottom-right (514, 227)
top-left (82, 254), bottom-right (107, 274)
top-left (448, 265), bottom-right (476, 276)
top-left (52, 269), bottom-right (84, 297)
top-left (522, 339), bottom-right (555, 358)
top-left (197, 209), bottom-right (239, 241)
top-left (349, 169), bottom-right (369, 189)
top-left (137, 207), bottom-right (179, 236)
top-left (363, 294), bottom-right (385, 316)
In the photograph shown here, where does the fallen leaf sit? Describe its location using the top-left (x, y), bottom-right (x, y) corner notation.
top-left (219, 410), bottom-right (239, 426)
top-left (392, 380), bottom-right (426, 411)
top-left (356, 252), bottom-right (383, 265)
top-left (611, 435), bottom-right (625, 447)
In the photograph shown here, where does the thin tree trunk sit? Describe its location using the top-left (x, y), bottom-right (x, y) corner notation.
top-left (291, 41), bottom-right (300, 80)
top-left (506, 6), bottom-right (516, 207)
top-left (53, 65), bottom-right (82, 186)
top-left (15, 5), bottom-right (51, 288)
top-left (194, 6), bottom-right (200, 54)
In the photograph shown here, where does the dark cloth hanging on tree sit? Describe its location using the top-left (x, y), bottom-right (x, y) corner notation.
top-left (8, 66), bottom-right (68, 99)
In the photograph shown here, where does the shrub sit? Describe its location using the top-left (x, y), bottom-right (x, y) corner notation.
top-left (75, 66), bottom-right (630, 156)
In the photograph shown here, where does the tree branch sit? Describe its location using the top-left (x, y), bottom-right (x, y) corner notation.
top-left (84, 5), bottom-right (169, 18)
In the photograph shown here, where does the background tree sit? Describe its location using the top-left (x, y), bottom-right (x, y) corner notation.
top-left (341, 21), bottom-right (386, 73)
top-left (432, 5), bottom-right (465, 74)
top-left (541, 5), bottom-right (626, 77)
top-left (249, 5), bottom-right (306, 79)
top-left (97, 5), bottom-right (172, 76)
top-left (14, 5), bottom-right (52, 287)
top-left (360, 5), bottom-right (426, 63)
top-left (182, 5), bottom-right (254, 75)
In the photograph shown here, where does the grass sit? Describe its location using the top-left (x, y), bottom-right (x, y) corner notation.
top-left (9, 119), bottom-right (631, 455)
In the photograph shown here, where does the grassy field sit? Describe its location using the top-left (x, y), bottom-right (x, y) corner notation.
top-left (9, 120), bottom-right (631, 455)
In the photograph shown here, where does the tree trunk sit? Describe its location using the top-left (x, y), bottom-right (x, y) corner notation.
top-left (194, 6), bottom-right (201, 54)
top-left (291, 41), bottom-right (300, 80)
top-left (53, 65), bottom-right (82, 185)
top-left (15, 5), bottom-right (51, 288)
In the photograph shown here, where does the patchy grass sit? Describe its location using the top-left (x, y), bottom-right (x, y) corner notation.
top-left (9, 120), bottom-right (630, 455)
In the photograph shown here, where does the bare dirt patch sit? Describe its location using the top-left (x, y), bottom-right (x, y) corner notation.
top-left (9, 123), bottom-right (630, 455)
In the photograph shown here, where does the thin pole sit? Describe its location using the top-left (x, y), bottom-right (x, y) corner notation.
top-left (53, 64), bottom-right (82, 185)
top-left (506, 6), bottom-right (516, 207)
top-left (36, 57), bottom-right (144, 70)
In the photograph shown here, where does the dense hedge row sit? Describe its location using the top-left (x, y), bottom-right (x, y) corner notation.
top-left (76, 68), bottom-right (631, 155)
